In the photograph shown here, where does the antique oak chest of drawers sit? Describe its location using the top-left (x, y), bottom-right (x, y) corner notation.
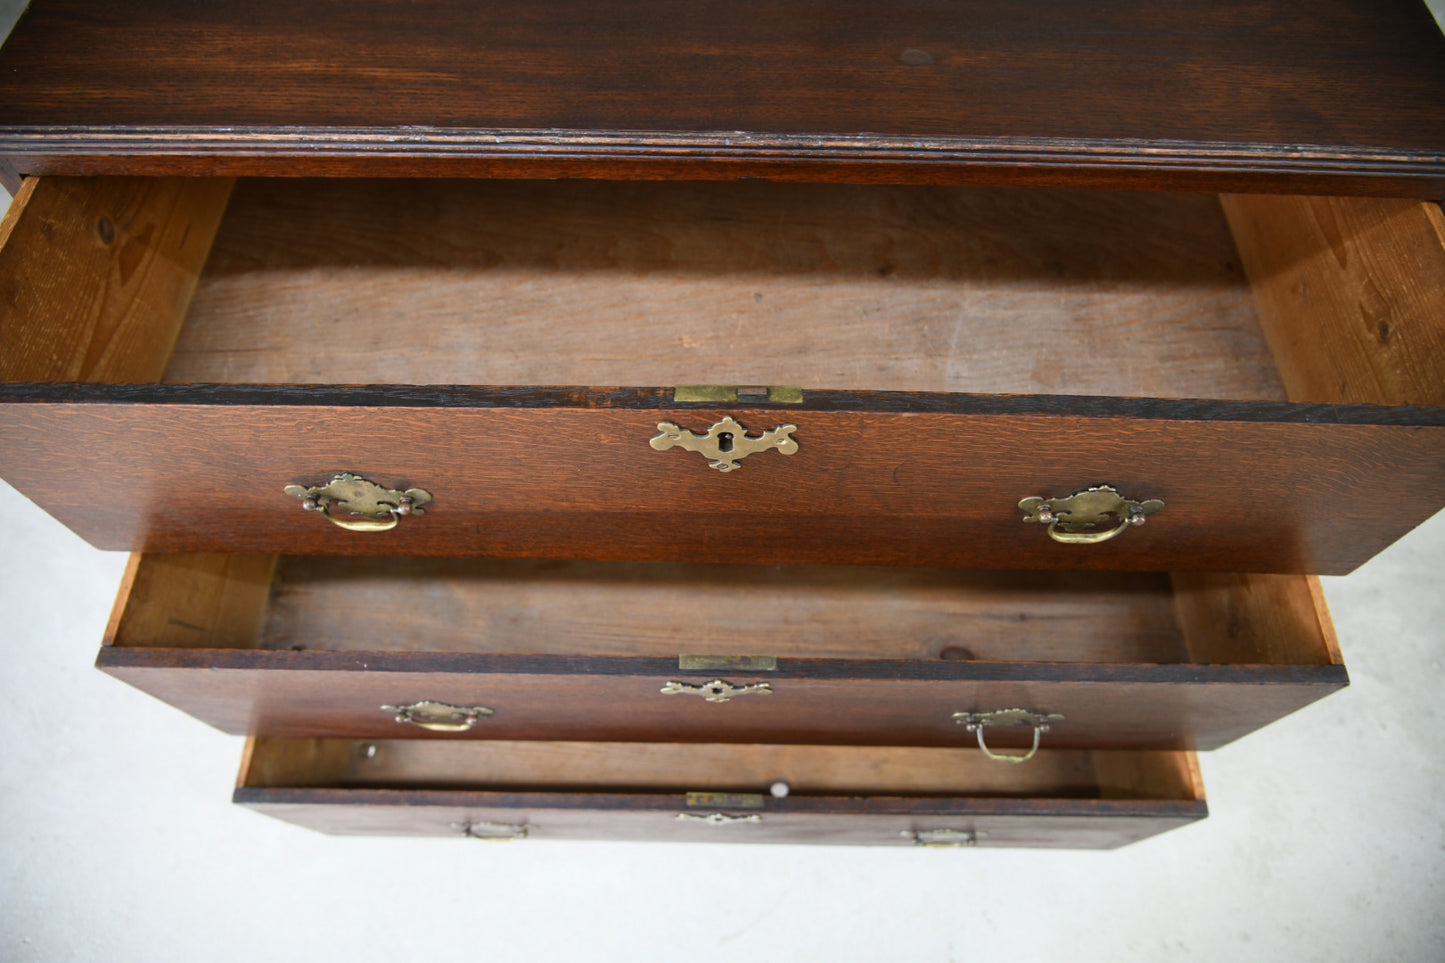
top-left (1, 0), bottom-right (1442, 847)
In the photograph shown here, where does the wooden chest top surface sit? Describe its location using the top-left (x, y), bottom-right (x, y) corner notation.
top-left (0, 0), bottom-right (1442, 193)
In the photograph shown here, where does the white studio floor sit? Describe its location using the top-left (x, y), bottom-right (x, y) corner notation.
top-left (3, 471), bottom-right (1444, 963)
top-left (2, 2), bottom-right (1445, 955)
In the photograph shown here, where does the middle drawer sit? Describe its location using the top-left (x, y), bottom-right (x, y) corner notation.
top-left (99, 554), bottom-right (1346, 751)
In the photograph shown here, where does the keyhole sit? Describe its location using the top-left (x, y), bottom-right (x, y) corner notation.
top-left (716, 432), bottom-right (734, 453)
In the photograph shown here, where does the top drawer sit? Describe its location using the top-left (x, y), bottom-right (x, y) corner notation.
top-left (1, 177), bottom-right (1443, 573)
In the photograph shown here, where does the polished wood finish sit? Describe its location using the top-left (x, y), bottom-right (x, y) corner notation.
top-left (0, 176), bottom-right (233, 382)
top-left (1222, 196), bottom-right (1445, 406)
top-left (234, 739), bottom-right (1205, 848)
top-left (0, 1), bottom-right (1442, 195)
top-left (168, 179), bottom-right (1283, 399)
top-left (5, 391), bottom-right (1444, 572)
top-left (98, 553), bottom-right (1345, 749)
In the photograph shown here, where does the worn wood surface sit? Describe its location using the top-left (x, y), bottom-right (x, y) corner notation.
top-left (241, 738), bottom-right (1200, 801)
top-left (0, 176), bottom-right (233, 382)
top-left (234, 739), bottom-right (1205, 847)
top-left (106, 554), bottom-right (276, 651)
top-left (248, 558), bottom-right (1189, 663)
top-left (1223, 196), bottom-right (1445, 406)
top-left (6, 392), bottom-right (1444, 573)
top-left (0, 0), bottom-right (1442, 195)
top-left (1170, 573), bottom-right (1343, 666)
top-left (168, 179), bottom-right (1283, 400)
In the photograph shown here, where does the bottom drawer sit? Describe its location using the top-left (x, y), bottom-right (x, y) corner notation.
top-left (235, 739), bottom-right (1206, 849)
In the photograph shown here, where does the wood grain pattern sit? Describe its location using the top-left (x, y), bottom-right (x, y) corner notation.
top-left (248, 558), bottom-right (1188, 663)
top-left (106, 554), bottom-right (276, 651)
top-left (0, 0), bottom-right (1442, 195)
top-left (234, 739), bottom-right (1205, 847)
top-left (167, 179), bottom-right (1284, 400)
top-left (242, 738), bottom-right (1199, 801)
top-left (6, 395), bottom-right (1444, 573)
top-left (1170, 573), bottom-right (1344, 667)
top-left (1222, 196), bottom-right (1445, 406)
top-left (0, 177), bottom-right (233, 382)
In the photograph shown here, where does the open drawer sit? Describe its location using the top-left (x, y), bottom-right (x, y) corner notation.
top-left (233, 738), bottom-right (1207, 848)
top-left (3, 177), bottom-right (1443, 572)
top-left (100, 553), bottom-right (1346, 751)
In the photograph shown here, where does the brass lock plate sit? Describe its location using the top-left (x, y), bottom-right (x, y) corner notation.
top-left (660, 679), bottom-right (774, 702)
top-left (650, 416), bottom-right (798, 472)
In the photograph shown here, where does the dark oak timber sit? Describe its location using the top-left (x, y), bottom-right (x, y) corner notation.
top-left (0, 1), bottom-right (1442, 194)
top-left (5, 391), bottom-right (1444, 573)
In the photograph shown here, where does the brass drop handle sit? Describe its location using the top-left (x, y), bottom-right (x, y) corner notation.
top-left (953, 709), bottom-right (1064, 764)
top-left (1019, 485), bottom-right (1163, 545)
top-left (286, 473), bottom-right (432, 532)
top-left (382, 700), bottom-right (493, 732)
top-left (453, 820), bottom-right (528, 841)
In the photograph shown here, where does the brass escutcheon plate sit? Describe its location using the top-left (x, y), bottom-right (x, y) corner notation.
top-left (649, 416), bottom-right (798, 472)
top-left (660, 679), bottom-right (774, 703)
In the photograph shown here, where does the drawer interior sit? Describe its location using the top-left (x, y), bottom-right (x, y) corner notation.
top-left (165, 180), bottom-right (1284, 399)
top-left (3, 176), bottom-right (1440, 408)
top-left (108, 553), bottom-right (1339, 667)
top-left (240, 737), bottom-right (1203, 802)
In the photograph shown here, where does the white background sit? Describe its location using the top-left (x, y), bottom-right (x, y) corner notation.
top-left (2, 2), bottom-right (1443, 959)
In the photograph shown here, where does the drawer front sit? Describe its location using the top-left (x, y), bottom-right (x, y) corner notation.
top-left (233, 739), bottom-right (1206, 850)
top-left (7, 390), bottom-right (1445, 573)
top-left (99, 653), bottom-right (1344, 752)
top-left (235, 790), bottom-right (1205, 849)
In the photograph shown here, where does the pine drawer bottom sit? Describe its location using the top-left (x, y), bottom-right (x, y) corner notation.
top-left (234, 738), bottom-right (1206, 848)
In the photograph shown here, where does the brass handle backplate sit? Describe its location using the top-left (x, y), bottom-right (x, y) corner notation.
top-left (903, 828), bottom-right (984, 848)
top-left (286, 472), bottom-right (432, 532)
top-left (382, 700), bottom-right (493, 732)
top-left (453, 820), bottom-right (528, 841)
top-left (1019, 485), bottom-right (1162, 544)
top-left (952, 708), bottom-right (1064, 763)
top-left (650, 416), bottom-right (798, 472)
top-left (660, 679), bottom-right (773, 703)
